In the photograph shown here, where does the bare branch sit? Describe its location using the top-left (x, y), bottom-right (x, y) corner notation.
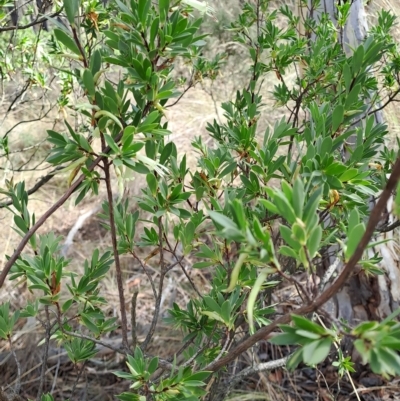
top-left (377, 219), bottom-right (400, 233)
top-left (131, 288), bottom-right (139, 351)
top-left (8, 338), bottom-right (22, 395)
top-left (0, 11), bottom-right (63, 33)
top-left (36, 306), bottom-right (51, 401)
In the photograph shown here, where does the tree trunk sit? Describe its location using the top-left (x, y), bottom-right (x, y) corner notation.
top-left (297, 0), bottom-right (400, 326)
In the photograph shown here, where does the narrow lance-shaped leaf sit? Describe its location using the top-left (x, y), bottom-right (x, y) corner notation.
top-left (54, 29), bottom-right (82, 57)
top-left (63, 0), bottom-right (79, 25)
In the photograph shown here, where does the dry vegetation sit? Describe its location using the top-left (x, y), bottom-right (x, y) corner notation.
top-left (0, 1), bottom-right (400, 400)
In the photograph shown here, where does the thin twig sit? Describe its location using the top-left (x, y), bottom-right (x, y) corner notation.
top-left (0, 11), bottom-right (63, 32)
top-left (131, 288), bottom-right (139, 351)
top-left (70, 361), bottom-right (87, 401)
top-left (140, 217), bottom-right (166, 350)
top-left (204, 332), bottom-right (231, 369)
top-left (377, 219), bottom-right (400, 233)
top-left (132, 252), bottom-right (158, 300)
top-left (103, 156), bottom-right (129, 351)
top-left (8, 338), bottom-right (21, 395)
top-left (164, 237), bottom-right (202, 297)
top-left (36, 306), bottom-right (51, 401)
top-left (50, 349), bottom-right (62, 394)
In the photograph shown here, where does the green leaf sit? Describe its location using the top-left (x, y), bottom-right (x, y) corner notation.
top-left (378, 348), bottom-right (400, 375)
top-left (192, 261), bottom-right (214, 269)
top-left (274, 192), bottom-right (297, 225)
top-left (326, 175), bottom-right (343, 190)
top-left (286, 347), bottom-right (303, 371)
top-left (203, 296), bottom-right (221, 314)
top-left (292, 178), bottom-right (305, 218)
top-left (303, 338), bottom-right (332, 365)
top-left (269, 332), bottom-right (301, 346)
top-left (303, 187), bottom-right (322, 226)
top-left (150, 17), bottom-right (160, 46)
top-left (259, 199), bottom-right (279, 215)
top-left (219, 161), bottom-right (237, 178)
top-left (296, 330), bottom-right (321, 340)
top-left (352, 45), bottom-right (364, 75)
top-left (201, 311), bottom-right (225, 324)
top-left (82, 69), bottom-right (96, 97)
top-left (160, 142), bottom-right (173, 165)
top-left (292, 222), bottom-right (306, 246)
top-left (247, 268), bottom-right (269, 333)
top-left (348, 208), bottom-right (360, 234)
top-left (146, 174), bottom-right (158, 195)
top-left (186, 371), bottom-right (212, 381)
top-left (225, 252), bottom-right (248, 292)
top-left (14, 215), bottom-right (28, 234)
top-left (103, 133), bottom-right (120, 154)
top-left (230, 199), bottom-right (247, 230)
top-left (279, 245), bottom-right (298, 260)
top-left (147, 356), bottom-right (159, 374)
top-left (208, 211), bottom-right (238, 232)
top-left (63, 0), bottom-right (79, 25)
top-left (320, 136), bottom-right (332, 157)
top-left (324, 162), bottom-right (347, 176)
top-left (344, 84), bottom-right (361, 109)
top-left (54, 29), bottom-right (82, 56)
top-left (291, 315), bottom-right (326, 334)
top-left (343, 63), bottom-right (352, 91)
top-left (220, 300), bottom-right (231, 325)
top-left (332, 105), bottom-right (344, 133)
top-left (339, 168), bottom-right (358, 182)
top-left (90, 49), bottom-right (102, 75)
top-left (345, 223), bottom-right (365, 260)
top-left (307, 226), bottom-right (322, 258)
top-left (280, 225), bottom-right (301, 251)
top-left (138, 0), bottom-right (151, 26)
top-left (81, 314), bottom-right (100, 335)
top-left (159, 0), bottom-right (170, 22)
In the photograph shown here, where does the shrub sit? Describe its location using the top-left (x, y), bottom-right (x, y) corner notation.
top-left (1, 0), bottom-right (400, 400)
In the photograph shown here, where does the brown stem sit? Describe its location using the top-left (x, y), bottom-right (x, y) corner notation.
top-left (103, 156), bottom-right (129, 351)
top-left (36, 306), bottom-right (51, 401)
top-left (206, 156), bottom-right (400, 373)
top-left (71, 26), bottom-right (88, 68)
top-left (140, 217), bottom-right (166, 351)
top-left (0, 11), bottom-right (63, 32)
top-left (131, 289), bottom-right (139, 351)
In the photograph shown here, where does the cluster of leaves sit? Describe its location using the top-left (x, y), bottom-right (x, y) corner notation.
top-left (115, 347), bottom-right (211, 401)
top-left (1, 0), bottom-right (400, 400)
